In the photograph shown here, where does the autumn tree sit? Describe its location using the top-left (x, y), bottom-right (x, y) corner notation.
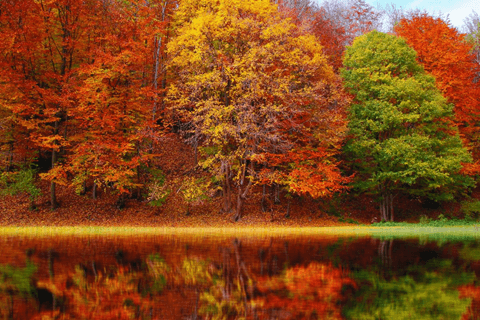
top-left (303, 0), bottom-right (382, 72)
top-left (320, 0), bottom-right (382, 44)
top-left (463, 10), bottom-right (480, 45)
top-left (167, 0), bottom-right (348, 221)
top-left (275, 0), bottom-right (318, 24)
top-left (0, 0), bottom-right (177, 208)
top-left (379, 4), bottom-right (443, 33)
top-left (0, 0), bottom-right (88, 209)
top-left (309, 8), bottom-right (348, 71)
top-left (342, 31), bottom-right (474, 222)
top-left (65, 0), bottom-right (177, 202)
top-left (463, 11), bottom-right (480, 84)
top-left (395, 14), bottom-right (480, 166)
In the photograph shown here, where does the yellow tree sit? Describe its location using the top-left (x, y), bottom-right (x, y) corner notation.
top-left (167, 0), bottom-right (347, 220)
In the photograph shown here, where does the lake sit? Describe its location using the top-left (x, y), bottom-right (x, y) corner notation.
top-left (0, 228), bottom-right (479, 319)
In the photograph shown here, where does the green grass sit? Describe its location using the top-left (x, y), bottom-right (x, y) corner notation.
top-left (0, 225), bottom-right (477, 242)
top-left (372, 220), bottom-right (479, 227)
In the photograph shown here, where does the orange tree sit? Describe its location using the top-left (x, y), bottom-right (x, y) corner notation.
top-left (167, 0), bottom-right (348, 221)
top-left (60, 0), bottom-right (176, 201)
top-left (0, 0), bottom-right (177, 207)
top-left (310, 8), bottom-right (348, 72)
top-left (0, 0), bottom-right (87, 208)
top-left (68, 0), bottom-right (153, 199)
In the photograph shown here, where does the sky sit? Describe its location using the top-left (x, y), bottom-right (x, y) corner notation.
top-left (318, 0), bottom-right (480, 31)
top-left (372, 0), bottom-right (479, 30)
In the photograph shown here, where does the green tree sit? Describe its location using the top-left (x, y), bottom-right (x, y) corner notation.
top-left (341, 31), bottom-right (474, 222)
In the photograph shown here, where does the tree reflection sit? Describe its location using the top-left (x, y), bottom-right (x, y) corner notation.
top-left (343, 259), bottom-right (475, 320)
top-left (0, 260), bottom-right (37, 319)
top-left (378, 239), bottom-right (393, 270)
top-left (254, 262), bottom-right (356, 319)
top-left (0, 236), bottom-right (480, 319)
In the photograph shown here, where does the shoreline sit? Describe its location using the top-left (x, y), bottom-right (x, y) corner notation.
top-left (0, 225), bottom-right (478, 239)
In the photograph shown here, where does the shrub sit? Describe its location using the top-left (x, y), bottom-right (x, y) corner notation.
top-left (146, 169), bottom-right (170, 207)
top-left (461, 200), bottom-right (480, 221)
top-left (0, 166), bottom-right (41, 209)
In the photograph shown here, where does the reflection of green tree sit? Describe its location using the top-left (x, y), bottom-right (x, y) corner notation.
top-left (344, 260), bottom-right (475, 320)
top-left (0, 261), bottom-right (36, 297)
top-left (0, 261), bottom-right (37, 319)
top-left (459, 242), bottom-right (480, 262)
top-left (146, 253), bottom-right (169, 293)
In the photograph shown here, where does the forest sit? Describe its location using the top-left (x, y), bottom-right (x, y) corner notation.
top-left (0, 0), bottom-right (479, 224)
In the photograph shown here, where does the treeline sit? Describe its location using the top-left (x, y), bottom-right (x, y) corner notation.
top-left (0, 0), bottom-right (479, 221)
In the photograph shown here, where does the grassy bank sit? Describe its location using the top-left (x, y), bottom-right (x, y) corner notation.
top-left (0, 225), bottom-right (478, 241)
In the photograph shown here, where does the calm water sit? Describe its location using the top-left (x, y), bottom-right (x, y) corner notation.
top-left (0, 233), bottom-right (479, 319)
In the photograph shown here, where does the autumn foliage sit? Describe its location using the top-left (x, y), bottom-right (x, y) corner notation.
top-left (395, 14), bottom-right (480, 169)
top-left (0, 0), bottom-right (478, 222)
top-left (255, 262), bottom-right (356, 319)
top-left (167, 0), bottom-right (349, 220)
top-left (0, 0), bottom-right (176, 205)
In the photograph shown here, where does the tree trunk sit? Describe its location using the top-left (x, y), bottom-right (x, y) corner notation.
top-left (6, 128), bottom-right (13, 172)
top-left (234, 189), bottom-right (244, 221)
top-left (285, 197), bottom-right (291, 218)
top-left (50, 178), bottom-right (57, 210)
top-left (50, 121), bottom-right (58, 210)
top-left (222, 162), bottom-right (232, 213)
top-left (261, 184), bottom-right (267, 212)
top-left (152, 35), bottom-right (162, 121)
top-left (390, 193), bottom-right (394, 221)
top-left (273, 183), bottom-right (280, 204)
top-left (92, 181), bottom-right (97, 200)
top-left (378, 239), bottom-right (394, 275)
top-left (29, 200), bottom-right (36, 211)
top-left (233, 161), bottom-right (254, 222)
top-left (80, 180), bottom-right (86, 196)
top-left (116, 194), bottom-right (126, 209)
top-left (380, 191), bottom-right (394, 221)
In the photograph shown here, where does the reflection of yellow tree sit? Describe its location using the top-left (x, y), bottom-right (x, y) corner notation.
top-left (188, 250), bottom-right (357, 320)
top-left (180, 258), bottom-right (218, 286)
top-left (255, 263), bottom-right (356, 319)
top-left (199, 278), bottom-right (247, 320)
top-left (177, 256), bottom-right (247, 319)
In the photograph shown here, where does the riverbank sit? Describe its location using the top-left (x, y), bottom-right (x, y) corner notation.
top-left (0, 225), bottom-right (478, 243)
top-left (1, 171), bottom-right (476, 228)
top-left (3, 133), bottom-right (478, 228)
top-left (0, 179), bottom-right (363, 227)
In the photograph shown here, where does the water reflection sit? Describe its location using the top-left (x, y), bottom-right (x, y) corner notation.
top-left (0, 234), bottom-right (478, 319)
